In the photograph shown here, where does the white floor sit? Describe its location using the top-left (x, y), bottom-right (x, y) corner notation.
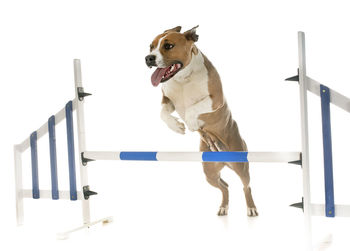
top-left (8, 203), bottom-right (350, 251)
top-left (5, 162), bottom-right (350, 251)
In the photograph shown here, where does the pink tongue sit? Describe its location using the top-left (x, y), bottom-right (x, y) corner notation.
top-left (151, 67), bottom-right (168, 87)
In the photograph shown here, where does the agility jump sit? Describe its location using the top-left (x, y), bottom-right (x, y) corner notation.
top-left (13, 32), bottom-right (350, 241)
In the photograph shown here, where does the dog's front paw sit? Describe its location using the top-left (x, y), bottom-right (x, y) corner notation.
top-left (166, 117), bottom-right (186, 134)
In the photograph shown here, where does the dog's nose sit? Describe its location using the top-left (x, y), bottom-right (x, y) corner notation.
top-left (145, 55), bottom-right (156, 67)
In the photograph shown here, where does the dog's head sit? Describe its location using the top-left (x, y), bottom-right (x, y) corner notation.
top-left (145, 25), bottom-right (199, 87)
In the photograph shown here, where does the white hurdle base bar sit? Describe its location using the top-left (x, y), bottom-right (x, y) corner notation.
top-left (311, 204), bottom-right (350, 217)
top-left (56, 216), bottom-right (113, 240)
top-left (21, 189), bottom-right (84, 200)
top-left (83, 151), bottom-right (301, 163)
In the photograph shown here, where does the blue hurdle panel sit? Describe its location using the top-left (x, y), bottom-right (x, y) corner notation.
top-left (320, 85), bottom-right (335, 217)
top-left (65, 101), bottom-right (77, 201)
top-left (48, 116), bottom-right (59, 200)
top-left (30, 131), bottom-right (40, 199)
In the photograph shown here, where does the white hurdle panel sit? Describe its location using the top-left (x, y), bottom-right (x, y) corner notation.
top-left (14, 59), bottom-right (112, 239)
top-left (14, 99), bottom-right (83, 226)
top-left (283, 31), bottom-right (350, 250)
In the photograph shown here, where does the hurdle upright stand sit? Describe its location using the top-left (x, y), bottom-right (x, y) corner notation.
top-left (298, 31), bottom-right (312, 250)
top-left (73, 59), bottom-right (92, 228)
top-left (14, 32), bottom-right (350, 249)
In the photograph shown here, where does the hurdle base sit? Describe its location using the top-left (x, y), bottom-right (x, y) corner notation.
top-left (56, 216), bottom-right (113, 240)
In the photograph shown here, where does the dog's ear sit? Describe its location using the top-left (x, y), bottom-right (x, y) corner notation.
top-left (164, 26), bottom-right (182, 33)
top-left (183, 25), bottom-right (199, 42)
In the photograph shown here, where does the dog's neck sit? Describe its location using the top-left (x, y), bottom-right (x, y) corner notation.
top-left (172, 49), bottom-right (205, 83)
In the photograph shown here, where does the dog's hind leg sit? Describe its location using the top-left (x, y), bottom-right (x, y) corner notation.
top-left (227, 161), bottom-right (258, 217)
top-left (203, 162), bottom-right (229, 216)
top-left (200, 139), bottom-right (229, 216)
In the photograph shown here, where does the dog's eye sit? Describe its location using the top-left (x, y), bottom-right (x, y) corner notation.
top-left (150, 44), bottom-right (155, 51)
top-left (164, 43), bottom-right (174, 50)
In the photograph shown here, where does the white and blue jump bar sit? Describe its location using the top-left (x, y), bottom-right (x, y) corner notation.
top-left (83, 151), bottom-right (301, 163)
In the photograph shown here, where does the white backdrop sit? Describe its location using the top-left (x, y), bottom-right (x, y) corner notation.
top-left (2, 0), bottom-right (350, 250)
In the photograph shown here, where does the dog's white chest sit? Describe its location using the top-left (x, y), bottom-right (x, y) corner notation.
top-left (162, 53), bottom-right (213, 130)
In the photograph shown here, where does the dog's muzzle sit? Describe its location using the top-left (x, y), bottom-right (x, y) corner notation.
top-left (145, 55), bottom-right (156, 67)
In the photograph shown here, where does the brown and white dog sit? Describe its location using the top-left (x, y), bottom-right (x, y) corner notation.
top-left (145, 26), bottom-right (258, 217)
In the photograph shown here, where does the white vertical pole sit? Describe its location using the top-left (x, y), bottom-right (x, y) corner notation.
top-left (14, 145), bottom-right (24, 225)
top-left (298, 31), bottom-right (313, 250)
top-left (74, 59), bottom-right (91, 225)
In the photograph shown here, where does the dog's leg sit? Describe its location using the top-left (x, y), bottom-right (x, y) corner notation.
top-left (200, 139), bottom-right (229, 216)
top-left (203, 162), bottom-right (229, 216)
top-left (228, 162), bottom-right (258, 217)
top-left (160, 99), bottom-right (186, 134)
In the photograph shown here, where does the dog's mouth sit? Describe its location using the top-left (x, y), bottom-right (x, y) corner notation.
top-left (151, 62), bottom-right (183, 87)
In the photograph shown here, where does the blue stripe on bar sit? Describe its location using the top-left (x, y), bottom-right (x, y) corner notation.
top-left (30, 131), bottom-right (40, 199)
top-left (202, 152), bottom-right (248, 162)
top-left (65, 101), bottom-right (77, 201)
top-left (48, 115), bottom-right (59, 200)
top-left (120, 152), bottom-right (157, 161)
top-left (320, 85), bottom-right (335, 217)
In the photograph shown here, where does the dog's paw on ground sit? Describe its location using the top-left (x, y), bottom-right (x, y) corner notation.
top-left (217, 206), bottom-right (229, 216)
top-left (247, 207), bottom-right (258, 217)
